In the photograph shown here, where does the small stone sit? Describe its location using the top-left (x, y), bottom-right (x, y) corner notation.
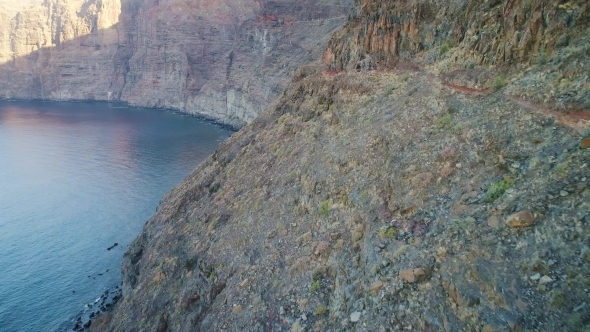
top-left (298, 299), bottom-right (308, 309)
top-left (530, 273), bottom-right (541, 281)
top-left (280, 306), bottom-right (285, 315)
top-left (399, 268), bottom-right (427, 283)
top-left (301, 314), bottom-right (307, 321)
top-left (547, 259), bottom-right (556, 266)
top-left (291, 321), bottom-right (302, 332)
top-left (482, 325), bottom-right (497, 332)
top-left (580, 137), bottom-right (590, 149)
top-left (370, 280), bottom-right (384, 296)
top-left (436, 247), bottom-right (447, 261)
top-left (538, 275), bottom-right (553, 285)
top-left (232, 305), bottom-right (243, 314)
top-left (352, 231), bottom-right (364, 242)
top-left (505, 210), bottom-right (535, 228)
top-left (333, 239), bottom-right (344, 250)
top-left (240, 278), bottom-right (250, 287)
top-left (560, 190), bottom-right (569, 197)
top-left (350, 311), bottom-right (361, 322)
top-left (487, 216), bottom-right (499, 228)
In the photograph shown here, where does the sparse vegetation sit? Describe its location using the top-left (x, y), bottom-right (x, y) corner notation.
top-left (310, 280), bottom-right (321, 293)
top-left (568, 313), bottom-right (585, 330)
top-left (450, 217), bottom-right (476, 232)
top-left (492, 74), bottom-right (507, 89)
top-left (551, 290), bottom-right (566, 307)
top-left (383, 85), bottom-right (396, 97)
top-left (439, 40), bottom-right (452, 55)
top-left (362, 97), bottom-right (373, 107)
top-left (318, 200), bottom-right (330, 216)
top-left (378, 227), bottom-right (397, 239)
top-left (483, 176), bottom-right (515, 202)
top-left (315, 305), bottom-right (328, 316)
top-left (534, 51), bottom-right (550, 65)
top-left (553, 162), bottom-right (568, 178)
top-left (438, 114), bottom-right (453, 129)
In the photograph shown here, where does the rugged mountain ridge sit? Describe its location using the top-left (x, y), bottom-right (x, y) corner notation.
top-left (323, 0), bottom-right (590, 110)
top-left (90, 0), bottom-right (590, 331)
top-left (0, 0), bottom-right (353, 125)
top-left (325, 0), bottom-right (590, 68)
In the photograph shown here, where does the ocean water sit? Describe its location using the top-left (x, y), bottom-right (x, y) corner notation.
top-left (0, 101), bottom-right (231, 331)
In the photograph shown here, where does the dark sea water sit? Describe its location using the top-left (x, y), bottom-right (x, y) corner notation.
top-left (0, 101), bottom-right (231, 331)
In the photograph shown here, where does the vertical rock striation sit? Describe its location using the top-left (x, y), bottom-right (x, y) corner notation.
top-left (324, 0), bottom-right (589, 70)
top-left (0, 0), bottom-right (353, 125)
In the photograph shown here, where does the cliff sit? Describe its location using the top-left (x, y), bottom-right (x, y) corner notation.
top-left (89, 0), bottom-right (590, 331)
top-left (0, 0), bottom-right (353, 126)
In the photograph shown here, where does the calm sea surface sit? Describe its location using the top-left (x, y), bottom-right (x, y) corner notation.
top-left (0, 101), bottom-right (231, 331)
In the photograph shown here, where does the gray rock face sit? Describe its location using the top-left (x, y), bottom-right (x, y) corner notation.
top-left (0, 0), bottom-right (353, 126)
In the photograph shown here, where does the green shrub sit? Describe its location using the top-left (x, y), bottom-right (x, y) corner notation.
top-left (492, 75), bottom-right (507, 89)
top-left (483, 176), bottom-right (515, 202)
top-left (551, 290), bottom-right (566, 307)
top-left (310, 280), bottom-right (321, 293)
top-left (439, 42), bottom-right (450, 55)
top-left (534, 51), bottom-right (550, 65)
top-left (378, 227), bottom-right (397, 239)
top-left (318, 200), bottom-right (330, 216)
top-left (362, 97), bottom-right (373, 107)
top-left (315, 305), bottom-right (328, 316)
top-left (383, 85), bottom-right (396, 97)
top-left (438, 114), bottom-right (453, 129)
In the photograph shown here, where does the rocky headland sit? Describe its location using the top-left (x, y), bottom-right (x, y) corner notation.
top-left (0, 0), bottom-right (353, 126)
top-left (83, 0), bottom-right (590, 331)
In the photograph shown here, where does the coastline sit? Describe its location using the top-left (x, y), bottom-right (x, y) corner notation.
top-left (0, 100), bottom-right (234, 332)
top-left (0, 98), bottom-right (242, 133)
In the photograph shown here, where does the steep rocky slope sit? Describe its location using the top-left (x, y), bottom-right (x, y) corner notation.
top-left (90, 0), bottom-right (590, 331)
top-left (0, 0), bottom-right (352, 126)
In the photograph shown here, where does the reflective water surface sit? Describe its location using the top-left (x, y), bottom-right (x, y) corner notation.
top-left (0, 101), bottom-right (231, 331)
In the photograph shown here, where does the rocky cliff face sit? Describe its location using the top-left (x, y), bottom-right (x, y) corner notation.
top-left (325, 0), bottom-right (589, 68)
top-left (0, 0), bottom-right (353, 125)
top-left (323, 0), bottom-right (590, 111)
top-left (89, 1), bottom-right (590, 331)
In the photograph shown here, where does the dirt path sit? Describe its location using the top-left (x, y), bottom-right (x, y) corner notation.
top-left (507, 96), bottom-right (590, 132)
top-left (432, 74), bottom-right (589, 132)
